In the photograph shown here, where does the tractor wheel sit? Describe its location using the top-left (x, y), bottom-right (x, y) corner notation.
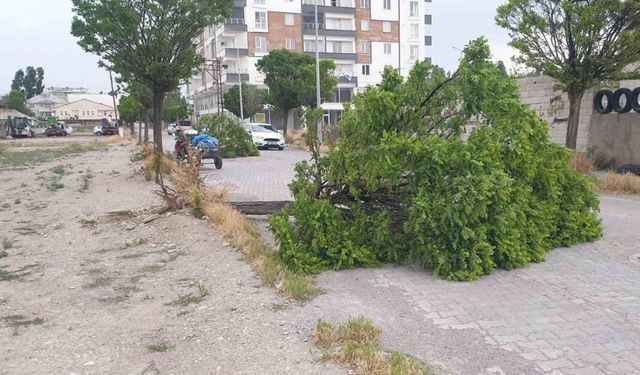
top-left (214, 156), bottom-right (223, 170)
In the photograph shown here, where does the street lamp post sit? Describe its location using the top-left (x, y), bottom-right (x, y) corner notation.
top-left (314, 0), bottom-right (322, 144)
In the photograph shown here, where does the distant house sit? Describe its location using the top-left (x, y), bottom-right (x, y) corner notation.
top-left (53, 99), bottom-right (116, 121)
top-left (27, 87), bottom-right (118, 119)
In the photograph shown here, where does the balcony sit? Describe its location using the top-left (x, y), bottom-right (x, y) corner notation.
top-left (302, 0), bottom-right (355, 14)
top-left (304, 51), bottom-right (357, 60)
top-left (303, 23), bottom-right (355, 37)
top-left (337, 75), bottom-right (358, 85)
top-left (221, 48), bottom-right (249, 58)
top-left (224, 18), bottom-right (247, 32)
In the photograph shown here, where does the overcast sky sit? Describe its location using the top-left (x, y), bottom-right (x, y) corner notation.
top-left (0, 0), bottom-right (514, 95)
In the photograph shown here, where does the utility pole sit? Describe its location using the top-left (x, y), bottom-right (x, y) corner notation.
top-left (314, 0), bottom-right (322, 143)
top-left (237, 46), bottom-right (244, 121)
top-left (109, 70), bottom-right (119, 124)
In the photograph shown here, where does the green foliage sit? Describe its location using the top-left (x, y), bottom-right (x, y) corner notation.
top-left (10, 67), bottom-right (44, 99)
top-left (496, 0), bottom-right (640, 149)
top-left (191, 189), bottom-right (204, 218)
top-left (256, 49), bottom-right (337, 135)
top-left (270, 38), bottom-right (603, 281)
top-left (163, 90), bottom-right (189, 123)
top-left (196, 115), bottom-right (258, 158)
top-left (118, 94), bottom-right (143, 124)
top-left (223, 84), bottom-right (265, 120)
top-left (71, 0), bottom-right (232, 153)
top-left (6, 90), bottom-right (33, 116)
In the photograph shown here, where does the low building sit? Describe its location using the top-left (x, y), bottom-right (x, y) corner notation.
top-left (52, 99), bottom-right (116, 121)
top-left (27, 87), bottom-right (117, 119)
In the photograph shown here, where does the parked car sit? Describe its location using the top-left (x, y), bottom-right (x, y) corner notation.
top-left (244, 123), bottom-right (285, 150)
top-left (94, 118), bottom-right (118, 136)
top-left (44, 122), bottom-right (72, 137)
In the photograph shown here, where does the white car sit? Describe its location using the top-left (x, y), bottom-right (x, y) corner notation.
top-left (244, 123), bottom-right (285, 150)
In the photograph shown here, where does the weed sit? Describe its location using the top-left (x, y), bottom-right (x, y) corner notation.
top-left (314, 317), bottom-right (430, 375)
top-left (51, 165), bottom-right (65, 175)
top-left (571, 152), bottom-right (593, 174)
top-left (283, 271), bottom-right (318, 302)
top-left (80, 218), bottom-right (97, 227)
top-left (599, 172), bottom-right (640, 195)
top-left (2, 238), bottom-right (12, 250)
top-left (47, 178), bottom-right (64, 191)
top-left (126, 238), bottom-right (147, 247)
top-left (80, 169), bottom-right (93, 191)
top-left (191, 189), bottom-right (204, 218)
top-left (196, 280), bottom-right (211, 297)
top-left (270, 302), bottom-right (289, 311)
top-left (84, 276), bottom-right (113, 289)
top-left (2, 315), bottom-right (45, 328)
top-left (138, 264), bottom-right (163, 273)
top-left (0, 264), bottom-right (38, 282)
top-left (169, 281), bottom-right (211, 306)
top-left (147, 342), bottom-right (174, 353)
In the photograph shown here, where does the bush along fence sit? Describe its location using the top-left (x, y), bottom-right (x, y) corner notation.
top-left (269, 38), bottom-right (603, 281)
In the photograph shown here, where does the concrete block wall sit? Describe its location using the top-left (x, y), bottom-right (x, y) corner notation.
top-left (517, 75), bottom-right (593, 151)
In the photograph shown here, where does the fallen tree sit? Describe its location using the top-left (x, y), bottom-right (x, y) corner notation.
top-left (269, 38), bottom-right (603, 281)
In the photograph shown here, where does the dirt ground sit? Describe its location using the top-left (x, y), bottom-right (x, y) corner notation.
top-left (0, 137), bottom-right (343, 375)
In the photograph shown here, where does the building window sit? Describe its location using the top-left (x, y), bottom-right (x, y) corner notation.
top-left (360, 20), bottom-right (369, 31)
top-left (424, 14), bottom-right (432, 24)
top-left (410, 23), bottom-right (419, 39)
top-left (285, 13), bottom-right (295, 25)
top-left (328, 41), bottom-right (349, 53)
top-left (255, 0), bottom-right (265, 4)
top-left (360, 0), bottom-right (369, 8)
top-left (383, 0), bottom-right (391, 10)
top-left (358, 41), bottom-right (370, 53)
top-left (383, 21), bottom-right (391, 33)
top-left (409, 1), bottom-right (418, 17)
top-left (410, 44), bottom-right (419, 60)
top-left (255, 11), bottom-right (267, 30)
top-left (384, 43), bottom-right (391, 54)
top-left (424, 35), bottom-right (432, 46)
top-left (361, 64), bottom-right (370, 75)
top-left (285, 38), bottom-right (296, 50)
top-left (255, 36), bottom-right (267, 53)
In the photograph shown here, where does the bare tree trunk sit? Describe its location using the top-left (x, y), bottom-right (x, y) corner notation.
top-left (138, 119), bottom-right (142, 145)
top-left (152, 91), bottom-right (165, 155)
top-left (144, 110), bottom-right (150, 144)
top-left (565, 90), bottom-right (584, 150)
top-left (282, 109), bottom-right (289, 137)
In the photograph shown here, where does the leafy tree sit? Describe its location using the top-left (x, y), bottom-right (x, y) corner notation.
top-left (118, 94), bottom-right (142, 126)
top-left (163, 90), bottom-right (189, 124)
top-left (71, 0), bottom-right (232, 155)
top-left (223, 84), bottom-right (265, 120)
top-left (11, 70), bottom-right (24, 93)
top-left (6, 90), bottom-right (34, 116)
top-left (256, 50), bottom-right (336, 136)
top-left (10, 67), bottom-right (45, 99)
top-left (269, 38), bottom-right (602, 280)
top-left (496, 0), bottom-right (640, 150)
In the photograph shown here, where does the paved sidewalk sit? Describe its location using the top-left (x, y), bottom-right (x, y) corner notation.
top-left (201, 149), bottom-right (309, 201)
top-left (291, 195), bottom-right (640, 375)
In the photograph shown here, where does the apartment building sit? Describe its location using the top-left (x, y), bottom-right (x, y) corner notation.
top-left (187, 0), bottom-right (432, 124)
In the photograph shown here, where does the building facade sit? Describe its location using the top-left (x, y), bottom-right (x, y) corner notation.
top-left (187, 0), bottom-right (432, 124)
top-left (52, 99), bottom-right (116, 121)
top-left (27, 87), bottom-right (117, 119)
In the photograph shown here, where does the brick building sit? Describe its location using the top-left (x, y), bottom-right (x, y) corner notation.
top-left (187, 0), bottom-right (433, 124)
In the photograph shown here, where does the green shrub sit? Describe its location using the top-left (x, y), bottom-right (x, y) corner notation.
top-left (269, 38), bottom-right (602, 281)
top-left (196, 114), bottom-right (258, 158)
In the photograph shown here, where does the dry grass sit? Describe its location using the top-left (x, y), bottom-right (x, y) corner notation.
top-left (571, 152), bottom-right (593, 174)
top-left (203, 201), bottom-right (317, 302)
top-left (314, 317), bottom-right (430, 375)
top-left (599, 172), bottom-right (640, 195)
top-left (139, 143), bottom-right (317, 303)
